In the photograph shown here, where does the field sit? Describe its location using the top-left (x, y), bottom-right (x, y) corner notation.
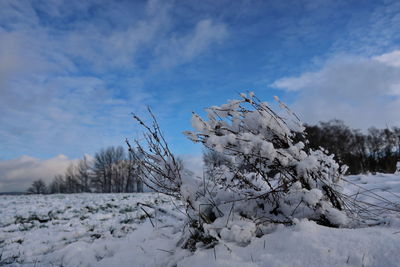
top-left (1, 174), bottom-right (400, 266)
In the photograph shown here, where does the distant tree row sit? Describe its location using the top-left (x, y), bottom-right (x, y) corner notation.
top-left (202, 120), bottom-right (400, 176)
top-left (27, 120), bottom-right (400, 195)
top-left (27, 146), bottom-right (144, 194)
top-left (304, 120), bottom-right (400, 174)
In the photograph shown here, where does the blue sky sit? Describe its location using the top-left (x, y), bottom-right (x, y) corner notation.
top-left (1, 0), bottom-right (400, 191)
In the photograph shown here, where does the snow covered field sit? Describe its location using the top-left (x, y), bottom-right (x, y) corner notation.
top-left (1, 174), bottom-right (400, 267)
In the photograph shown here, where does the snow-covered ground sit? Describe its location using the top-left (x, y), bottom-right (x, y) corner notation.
top-left (1, 174), bottom-right (400, 267)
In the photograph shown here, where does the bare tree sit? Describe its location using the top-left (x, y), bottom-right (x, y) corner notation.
top-left (27, 179), bottom-right (47, 194)
top-left (48, 175), bottom-right (66, 194)
top-left (92, 146), bottom-right (138, 193)
top-left (64, 164), bottom-right (80, 193)
top-left (76, 156), bottom-right (91, 192)
top-left (46, 147), bottom-right (145, 194)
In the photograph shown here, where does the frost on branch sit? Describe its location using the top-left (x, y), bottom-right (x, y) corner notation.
top-left (183, 93), bottom-right (348, 230)
top-left (127, 108), bottom-right (184, 198)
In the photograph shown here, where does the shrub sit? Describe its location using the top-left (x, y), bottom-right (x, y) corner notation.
top-left (130, 93), bottom-right (350, 249)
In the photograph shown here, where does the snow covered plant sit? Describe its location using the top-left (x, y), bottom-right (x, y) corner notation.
top-left (130, 93), bottom-right (349, 250)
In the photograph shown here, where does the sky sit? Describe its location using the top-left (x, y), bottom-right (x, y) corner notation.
top-left (1, 0), bottom-right (400, 191)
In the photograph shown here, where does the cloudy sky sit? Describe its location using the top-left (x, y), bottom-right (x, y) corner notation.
top-left (1, 0), bottom-right (400, 191)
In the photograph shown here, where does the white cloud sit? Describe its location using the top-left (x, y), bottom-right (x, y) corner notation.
top-left (271, 52), bottom-right (400, 129)
top-left (61, 0), bottom-right (172, 71)
top-left (271, 72), bottom-right (318, 92)
top-left (0, 0), bottom-right (228, 159)
top-left (0, 155), bottom-right (77, 192)
top-left (156, 19), bottom-right (228, 68)
top-left (374, 50), bottom-right (400, 68)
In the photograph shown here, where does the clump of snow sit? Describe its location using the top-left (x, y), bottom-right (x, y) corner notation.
top-left (181, 92), bottom-right (349, 247)
top-left (303, 188), bottom-right (323, 206)
top-left (219, 221), bottom-right (256, 244)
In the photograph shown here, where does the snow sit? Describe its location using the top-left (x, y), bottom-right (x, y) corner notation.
top-left (179, 219), bottom-right (399, 267)
top-left (1, 173), bottom-right (400, 266)
top-left (0, 193), bottom-right (186, 266)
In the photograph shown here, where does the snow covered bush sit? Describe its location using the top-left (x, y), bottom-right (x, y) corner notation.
top-left (131, 93), bottom-right (350, 250)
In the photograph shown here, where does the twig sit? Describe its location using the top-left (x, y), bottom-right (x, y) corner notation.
top-left (156, 248), bottom-right (174, 254)
top-left (139, 206), bottom-right (155, 227)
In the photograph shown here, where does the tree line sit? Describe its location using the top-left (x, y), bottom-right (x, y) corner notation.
top-left (304, 120), bottom-right (400, 174)
top-left (202, 120), bottom-right (400, 176)
top-left (27, 146), bottom-right (144, 194)
top-left (28, 120), bottom-right (400, 194)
